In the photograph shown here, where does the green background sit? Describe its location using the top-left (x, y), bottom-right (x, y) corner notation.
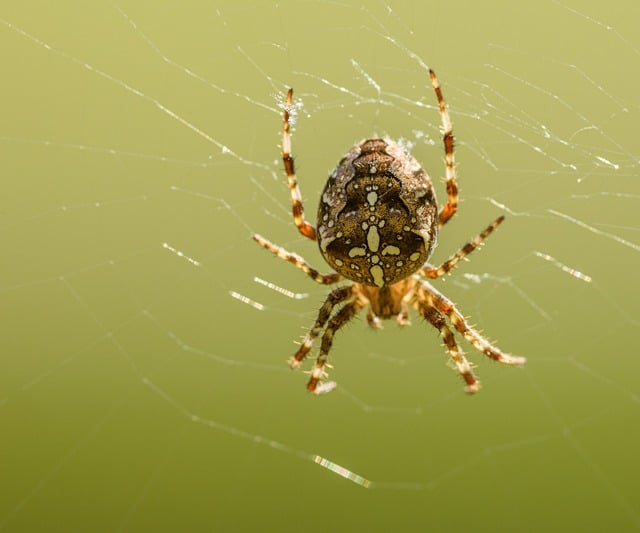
top-left (1, 1), bottom-right (638, 531)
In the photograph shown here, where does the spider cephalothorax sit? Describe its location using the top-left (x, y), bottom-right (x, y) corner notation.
top-left (253, 68), bottom-right (525, 394)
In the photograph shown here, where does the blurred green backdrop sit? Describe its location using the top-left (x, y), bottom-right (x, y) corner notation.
top-left (1, 1), bottom-right (639, 531)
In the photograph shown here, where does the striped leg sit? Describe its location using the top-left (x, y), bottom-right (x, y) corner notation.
top-left (415, 302), bottom-right (479, 393)
top-left (429, 69), bottom-right (458, 228)
top-left (253, 234), bottom-right (341, 285)
top-left (416, 279), bottom-right (526, 366)
top-left (306, 297), bottom-right (365, 393)
top-left (420, 216), bottom-right (505, 279)
top-left (290, 285), bottom-right (354, 370)
top-left (282, 88), bottom-right (316, 241)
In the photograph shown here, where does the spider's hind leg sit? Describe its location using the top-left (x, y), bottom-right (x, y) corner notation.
top-left (414, 301), bottom-right (480, 393)
top-left (417, 278), bottom-right (526, 367)
top-left (306, 296), bottom-right (366, 393)
top-left (289, 285), bottom-right (353, 371)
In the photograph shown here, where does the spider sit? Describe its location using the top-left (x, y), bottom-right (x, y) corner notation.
top-left (253, 68), bottom-right (526, 394)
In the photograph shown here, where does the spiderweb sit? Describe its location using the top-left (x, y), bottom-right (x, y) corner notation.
top-left (1, 1), bottom-right (638, 531)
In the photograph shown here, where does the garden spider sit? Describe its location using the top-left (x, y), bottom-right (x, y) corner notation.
top-left (253, 68), bottom-right (525, 394)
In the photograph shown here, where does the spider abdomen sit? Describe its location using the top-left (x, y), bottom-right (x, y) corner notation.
top-left (317, 138), bottom-right (438, 287)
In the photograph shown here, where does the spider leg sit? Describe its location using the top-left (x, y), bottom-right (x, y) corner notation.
top-left (282, 88), bottom-right (317, 241)
top-left (306, 297), bottom-right (366, 393)
top-left (289, 285), bottom-right (354, 370)
top-left (414, 300), bottom-right (479, 393)
top-left (429, 69), bottom-right (458, 228)
top-left (253, 234), bottom-right (341, 284)
top-left (416, 278), bottom-right (526, 366)
top-left (420, 215), bottom-right (505, 279)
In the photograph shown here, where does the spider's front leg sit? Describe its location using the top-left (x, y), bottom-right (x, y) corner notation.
top-left (429, 69), bottom-right (458, 228)
top-left (282, 87), bottom-right (317, 241)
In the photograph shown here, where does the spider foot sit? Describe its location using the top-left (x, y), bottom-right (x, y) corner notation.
top-left (464, 381), bottom-right (481, 394)
top-left (446, 355), bottom-right (480, 393)
top-left (458, 365), bottom-right (480, 394)
top-left (396, 313), bottom-right (411, 327)
top-left (500, 354), bottom-right (527, 366)
top-left (312, 381), bottom-right (338, 395)
top-left (288, 357), bottom-right (303, 370)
